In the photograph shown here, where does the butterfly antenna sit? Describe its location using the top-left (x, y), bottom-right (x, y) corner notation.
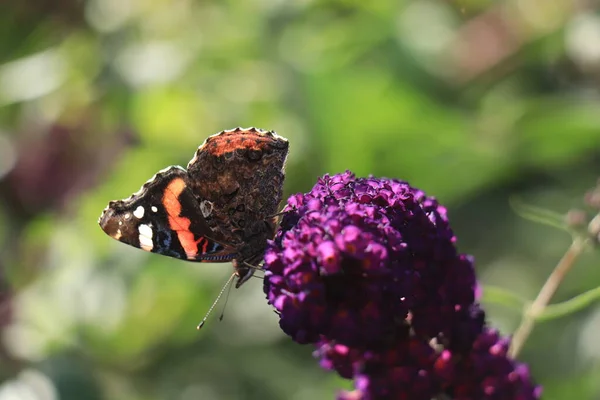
top-left (266, 208), bottom-right (290, 219)
top-left (197, 272), bottom-right (236, 330)
top-left (218, 276), bottom-right (235, 322)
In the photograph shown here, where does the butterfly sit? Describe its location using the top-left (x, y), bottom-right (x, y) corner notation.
top-left (99, 127), bottom-right (289, 289)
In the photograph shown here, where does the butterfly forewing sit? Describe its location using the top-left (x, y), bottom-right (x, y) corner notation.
top-left (99, 166), bottom-right (237, 262)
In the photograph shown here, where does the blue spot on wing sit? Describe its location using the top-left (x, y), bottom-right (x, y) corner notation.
top-left (193, 242), bottom-right (237, 262)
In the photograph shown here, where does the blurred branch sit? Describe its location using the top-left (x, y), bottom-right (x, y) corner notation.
top-left (509, 196), bottom-right (571, 233)
top-left (509, 235), bottom-right (589, 358)
top-left (538, 285), bottom-right (600, 322)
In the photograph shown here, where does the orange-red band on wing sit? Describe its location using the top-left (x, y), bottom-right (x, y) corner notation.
top-left (162, 177), bottom-right (208, 259)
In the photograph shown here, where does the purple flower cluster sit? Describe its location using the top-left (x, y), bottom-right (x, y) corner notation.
top-left (263, 171), bottom-right (541, 400)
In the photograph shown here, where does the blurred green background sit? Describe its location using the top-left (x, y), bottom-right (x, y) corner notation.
top-left (1, 0), bottom-right (600, 399)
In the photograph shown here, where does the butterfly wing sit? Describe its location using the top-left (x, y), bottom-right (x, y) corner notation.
top-left (99, 166), bottom-right (237, 262)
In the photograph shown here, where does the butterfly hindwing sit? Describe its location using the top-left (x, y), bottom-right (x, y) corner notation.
top-left (99, 166), bottom-right (237, 262)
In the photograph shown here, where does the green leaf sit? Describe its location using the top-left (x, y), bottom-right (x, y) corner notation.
top-left (537, 286), bottom-right (600, 322)
top-left (480, 285), bottom-right (528, 312)
top-left (509, 196), bottom-right (569, 232)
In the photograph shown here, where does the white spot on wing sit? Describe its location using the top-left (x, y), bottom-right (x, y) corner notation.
top-left (151, 206), bottom-right (158, 212)
top-left (200, 200), bottom-right (213, 218)
top-left (138, 224), bottom-right (153, 251)
top-left (133, 205), bottom-right (145, 219)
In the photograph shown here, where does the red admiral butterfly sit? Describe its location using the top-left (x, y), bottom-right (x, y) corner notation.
top-left (99, 127), bottom-right (289, 289)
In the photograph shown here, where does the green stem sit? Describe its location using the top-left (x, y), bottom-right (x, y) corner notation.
top-left (509, 236), bottom-right (588, 358)
top-left (538, 286), bottom-right (600, 321)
